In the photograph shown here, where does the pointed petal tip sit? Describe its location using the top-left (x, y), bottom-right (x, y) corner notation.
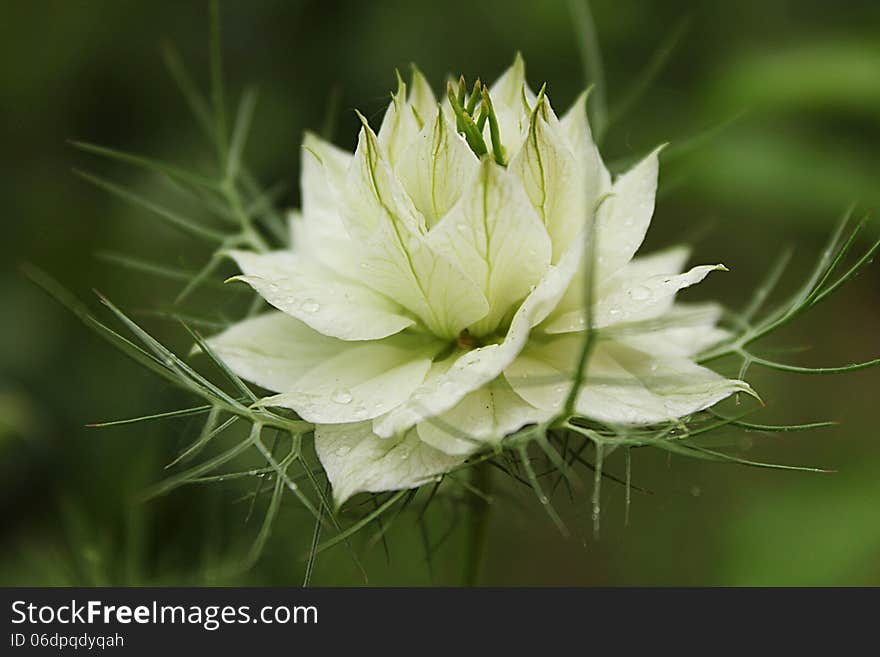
top-left (569, 87), bottom-right (591, 112)
top-left (353, 108), bottom-right (371, 129)
top-left (393, 68), bottom-right (406, 95)
top-left (734, 380), bottom-right (762, 404)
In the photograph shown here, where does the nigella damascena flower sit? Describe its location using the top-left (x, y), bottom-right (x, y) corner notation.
top-left (208, 55), bottom-right (752, 504)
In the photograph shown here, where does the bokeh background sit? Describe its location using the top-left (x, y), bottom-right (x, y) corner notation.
top-left (2, 0), bottom-right (879, 586)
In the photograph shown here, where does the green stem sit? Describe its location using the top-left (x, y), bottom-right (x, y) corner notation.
top-left (461, 463), bottom-right (492, 587)
top-left (223, 178), bottom-right (269, 252)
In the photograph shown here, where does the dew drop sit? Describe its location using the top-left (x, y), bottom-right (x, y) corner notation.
top-left (335, 446), bottom-right (351, 457)
top-left (302, 300), bottom-right (320, 313)
top-left (331, 389), bottom-right (353, 404)
top-left (628, 285), bottom-right (652, 302)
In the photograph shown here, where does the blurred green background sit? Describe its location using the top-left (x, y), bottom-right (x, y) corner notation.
top-left (1, 0), bottom-right (879, 586)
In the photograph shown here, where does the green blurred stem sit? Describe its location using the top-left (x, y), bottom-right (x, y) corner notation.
top-left (461, 463), bottom-right (492, 587)
top-left (222, 178), bottom-right (269, 252)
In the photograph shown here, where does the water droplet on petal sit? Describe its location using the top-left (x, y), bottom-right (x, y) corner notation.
top-left (331, 389), bottom-right (353, 404)
top-left (335, 446), bottom-right (351, 457)
top-left (302, 300), bottom-right (320, 313)
top-left (628, 285), bottom-right (652, 302)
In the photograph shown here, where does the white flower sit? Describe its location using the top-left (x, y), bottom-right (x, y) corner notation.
top-left (208, 55), bottom-right (751, 505)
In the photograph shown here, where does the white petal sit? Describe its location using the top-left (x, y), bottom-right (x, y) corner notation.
top-left (592, 340), bottom-right (753, 422)
top-left (505, 335), bottom-right (751, 425)
top-left (357, 226), bottom-right (491, 339)
top-left (315, 422), bottom-right (464, 506)
top-left (373, 238), bottom-right (583, 438)
top-left (300, 132), bottom-right (350, 229)
top-left (344, 121), bottom-right (490, 338)
top-left (593, 263), bottom-right (726, 328)
top-left (344, 119), bottom-right (424, 236)
top-left (377, 74), bottom-right (424, 166)
top-left (617, 245), bottom-right (691, 279)
top-left (417, 376), bottom-right (549, 456)
top-left (504, 334), bottom-right (594, 413)
top-left (543, 246), bottom-right (693, 334)
top-left (560, 89), bottom-right (610, 239)
top-left (510, 95), bottom-right (586, 262)
top-left (428, 158), bottom-right (552, 334)
top-left (262, 331), bottom-right (441, 424)
top-left (614, 303), bottom-right (731, 358)
top-left (295, 134), bottom-right (359, 274)
top-left (227, 250), bottom-right (415, 341)
top-left (408, 66), bottom-right (437, 127)
top-left (208, 314), bottom-right (441, 426)
top-left (207, 312), bottom-right (345, 393)
top-left (397, 109), bottom-right (479, 227)
top-left (560, 90), bottom-right (612, 193)
top-left (289, 209), bottom-right (361, 280)
top-left (595, 146), bottom-right (663, 280)
top-left (487, 52), bottom-right (537, 160)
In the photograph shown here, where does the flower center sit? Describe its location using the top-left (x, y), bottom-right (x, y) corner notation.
top-left (446, 76), bottom-right (507, 166)
top-left (456, 329), bottom-right (482, 350)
